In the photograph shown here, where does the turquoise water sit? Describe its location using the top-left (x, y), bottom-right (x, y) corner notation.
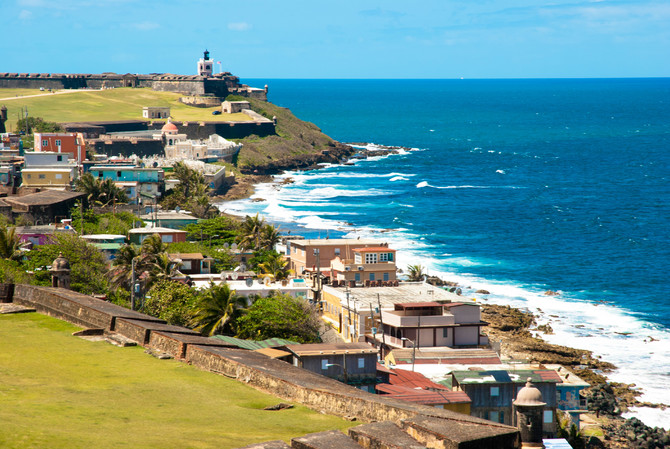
top-left (224, 78), bottom-right (670, 426)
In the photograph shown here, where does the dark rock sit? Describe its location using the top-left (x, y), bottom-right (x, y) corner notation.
top-left (475, 289), bottom-right (490, 294)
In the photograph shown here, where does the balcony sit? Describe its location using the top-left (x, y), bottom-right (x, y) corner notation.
top-left (381, 310), bottom-right (455, 328)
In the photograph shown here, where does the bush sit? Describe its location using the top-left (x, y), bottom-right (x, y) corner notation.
top-left (142, 280), bottom-right (198, 327)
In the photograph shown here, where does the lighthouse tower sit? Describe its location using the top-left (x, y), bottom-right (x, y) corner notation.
top-left (197, 50), bottom-right (214, 77)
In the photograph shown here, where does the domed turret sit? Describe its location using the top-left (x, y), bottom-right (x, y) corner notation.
top-left (161, 119), bottom-right (178, 134)
top-left (514, 378), bottom-right (546, 446)
top-left (50, 253), bottom-right (71, 289)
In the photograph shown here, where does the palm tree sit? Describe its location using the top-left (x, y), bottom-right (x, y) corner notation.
top-left (0, 225), bottom-right (24, 261)
top-left (237, 213), bottom-right (265, 251)
top-left (257, 253), bottom-right (293, 281)
top-left (146, 253), bottom-right (183, 286)
top-left (98, 179), bottom-right (129, 207)
top-left (407, 264), bottom-right (426, 282)
top-left (261, 223), bottom-right (281, 251)
top-left (108, 244), bottom-right (141, 290)
top-left (75, 172), bottom-right (102, 206)
top-left (193, 282), bottom-right (247, 336)
top-left (141, 233), bottom-right (167, 260)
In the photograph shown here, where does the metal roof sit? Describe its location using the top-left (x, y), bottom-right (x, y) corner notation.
top-left (285, 342), bottom-right (378, 356)
top-left (211, 335), bottom-right (298, 350)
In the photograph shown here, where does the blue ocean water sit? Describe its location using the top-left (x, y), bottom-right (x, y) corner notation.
top-left (224, 78), bottom-right (670, 426)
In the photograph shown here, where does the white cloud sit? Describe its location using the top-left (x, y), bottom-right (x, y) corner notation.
top-left (19, 9), bottom-right (32, 19)
top-left (228, 22), bottom-right (251, 31)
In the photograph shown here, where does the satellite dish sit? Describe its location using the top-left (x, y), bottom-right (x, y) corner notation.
top-left (231, 243), bottom-right (238, 250)
top-left (245, 277), bottom-right (253, 287)
top-left (264, 276), bottom-right (272, 286)
top-left (175, 206), bottom-right (180, 212)
top-left (223, 242), bottom-right (229, 249)
top-left (239, 263), bottom-right (247, 272)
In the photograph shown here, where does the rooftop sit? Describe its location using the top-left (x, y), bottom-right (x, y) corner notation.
top-left (4, 190), bottom-right (84, 206)
top-left (323, 282), bottom-right (470, 309)
top-left (288, 238), bottom-right (383, 246)
top-left (128, 227), bottom-right (187, 234)
top-left (285, 343), bottom-right (378, 357)
top-left (452, 369), bottom-right (562, 385)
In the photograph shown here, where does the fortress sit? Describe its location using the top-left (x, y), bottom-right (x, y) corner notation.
top-left (0, 50), bottom-right (267, 101)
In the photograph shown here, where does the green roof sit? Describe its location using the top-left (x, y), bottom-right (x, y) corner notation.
top-left (92, 243), bottom-right (124, 250)
top-left (211, 335), bottom-right (299, 350)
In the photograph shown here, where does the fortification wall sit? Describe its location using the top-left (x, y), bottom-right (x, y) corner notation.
top-left (8, 284), bottom-right (520, 448)
top-left (90, 138), bottom-right (164, 158)
top-left (148, 120), bottom-right (275, 139)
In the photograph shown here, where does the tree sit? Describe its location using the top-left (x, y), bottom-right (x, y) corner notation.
top-left (98, 178), bottom-right (129, 207)
top-left (145, 253), bottom-right (183, 286)
top-left (160, 162), bottom-right (217, 218)
top-left (261, 223), bottom-right (281, 251)
top-left (24, 233), bottom-right (108, 295)
top-left (193, 282), bottom-right (247, 336)
top-left (184, 216), bottom-right (239, 245)
top-left (142, 279), bottom-right (198, 326)
top-left (108, 244), bottom-right (141, 291)
top-left (75, 173), bottom-right (128, 208)
top-left (237, 213), bottom-right (265, 251)
top-left (0, 225), bottom-right (24, 261)
top-left (236, 293), bottom-right (321, 343)
top-left (257, 252), bottom-right (292, 281)
top-left (141, 233), bottom-right (167, 259)
top-left (407, 264), bottom-right (426, 282)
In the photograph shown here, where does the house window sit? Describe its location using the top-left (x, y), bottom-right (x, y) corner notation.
top-left (321, 359), bottom-right (329, 370)
top-left (383, 272), bottom-right (389, 281)
top-left (490, 386), bottom-right (499, 397)
top-left (42, 140), bottom-right (48, 147)
top-left (443, 328), bottom-right (449, 338)
top-left (55, 174), bottom-right (62, 179)
top-left (27, 174), bottom-right (31, 179)
top-left (334, 248), bottom-right (340, 256)
top-left (489, 411), bottom-right (499, 422)
top-left (380, 253), bottom-right (388, 262)
top-left (38, 174), bottom-right (45, 179)
top-left (355, 273), bottom-right (360, 282)
top-left (365, 253), bottom-right (378, 264)
top-left (543, 410), bottom-right (553, 423)
top-left (55, 139), bottom-right (61, 146)
top-left (116, 171), bottom-right (122, 178)
top-left (57, 155), bottom-right (62, 162)
top-left (162, 235), bottom-right (173, 243)
top-left (369, 273), bottom-right (375, 281)
top-left (358, 358), bottom-right (365, 369)
top-left (98, 172), bottom-right (103, 178)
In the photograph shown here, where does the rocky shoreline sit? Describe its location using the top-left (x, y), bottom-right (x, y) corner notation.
top-left (211, 142), bottom-right (668, 447)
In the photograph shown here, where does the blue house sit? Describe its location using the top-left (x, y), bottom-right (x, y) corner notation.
top-left (89, 165), bottom-right (164, 204)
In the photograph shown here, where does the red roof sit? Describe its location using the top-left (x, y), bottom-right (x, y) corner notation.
top-left (388, 368), bottom-right (448, 390)
top-left (442, 302), bottom-right (465, 308)
top-left (161, 121), bottom-right (178, 132)
top-left (376, 384), bottom-right (471, 405)
top-left (535, 370), bottom-right (563, 383)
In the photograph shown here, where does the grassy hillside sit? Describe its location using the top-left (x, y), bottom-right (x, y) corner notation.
top-left (231, 96), bottom-right (354, 172)
top-left (0, 312), bottom-right (356, 449)
top-left (0, 87), bottom-right (250, 126)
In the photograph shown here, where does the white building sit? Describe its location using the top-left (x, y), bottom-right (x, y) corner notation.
top-left (164, 134), bottom-right (241, 161)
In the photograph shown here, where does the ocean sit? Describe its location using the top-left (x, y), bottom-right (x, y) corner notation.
top-left (221, 78), bottom-right (670, 428)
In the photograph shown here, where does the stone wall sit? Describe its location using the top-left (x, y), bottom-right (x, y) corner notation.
top-left (9, 284), bottom-right (521, 448)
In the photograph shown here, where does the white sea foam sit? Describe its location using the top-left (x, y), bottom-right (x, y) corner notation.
top-left (417, 181), bottom-right (521, 189)
top-left (390, 176), bottom-right (409, 182)
top-left (216, 147), bottom-right (670, 429)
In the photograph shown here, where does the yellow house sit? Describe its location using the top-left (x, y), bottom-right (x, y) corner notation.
top-left (22, 168), bottom-right (76, 189)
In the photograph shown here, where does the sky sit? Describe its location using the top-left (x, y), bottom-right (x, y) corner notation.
top-left (2, 0), bottom-right (669, 79)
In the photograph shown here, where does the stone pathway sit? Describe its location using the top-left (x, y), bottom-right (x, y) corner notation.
top-left (0, 303), bottom-right (35, 314)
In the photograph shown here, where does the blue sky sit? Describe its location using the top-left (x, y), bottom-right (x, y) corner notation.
top-left (3, 0), bottom-right (669, 78)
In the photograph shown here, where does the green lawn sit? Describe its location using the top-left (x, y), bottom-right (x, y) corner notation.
top-left (0, 87), bottom-right (251, 128)
top-left (0, 313), bottom-right (355, 449)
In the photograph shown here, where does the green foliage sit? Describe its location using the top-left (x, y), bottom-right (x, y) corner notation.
top-left (161, 162), bottom-right (218, 219)
top-left (24, 233), bottom-right (108, 295)
top-left (17, 116), bottom-right (63, 134)
top-left (556, 411), bottom-right (586, 449)
top-left (248, 249), bottom-right (282, 272)
top-left (184, 215), bottom-right (239, 245)
top-left (256, 252), bottom-right (292, 280)
top-left (0, 259), bottom-right (33, 284)
top-left (237, 214), bottom-right (280, 252)
top-left (407, 264), bottom-right (426, 282)
top-left (75, 173), bottom-right (129, 207)
top-left (142, 279), bottom-right (198, 326)
top-left (236, 293), bottom-right (321, 343)
top-left (193, 282), bottom-right (247, 336)
top-left (70, 206), bottom-right (141, 236)
top-left (0, 225), bottom-right (25, 261)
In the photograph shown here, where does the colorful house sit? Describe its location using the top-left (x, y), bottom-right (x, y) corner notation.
top-left (34, 132), bottom-right (86, 163)
top-left (89, 165), bottom-right (164, 204)
top-left (330, 246), bottom-right (397, 286)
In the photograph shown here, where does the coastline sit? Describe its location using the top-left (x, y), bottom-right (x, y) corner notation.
top-left (213, 143), bottom-right (669, 442)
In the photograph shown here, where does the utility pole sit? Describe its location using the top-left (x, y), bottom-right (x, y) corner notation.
top-left (377, 294), bottom-right (386, 359)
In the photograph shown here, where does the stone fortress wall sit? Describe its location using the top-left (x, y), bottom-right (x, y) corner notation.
top-left (0, 71), bottom-right (265, 100)
top-left (8, 284), bottom-right (521, 448)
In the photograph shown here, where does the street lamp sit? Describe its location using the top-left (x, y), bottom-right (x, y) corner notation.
top-left (401, 337), bottom-right (416, 372)
top-left (325, 362), bottom-right (348, 385)
top-left (209, 234), bottom-right (220, 247)
top-left (130, 256), bottom-right (141, 311)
